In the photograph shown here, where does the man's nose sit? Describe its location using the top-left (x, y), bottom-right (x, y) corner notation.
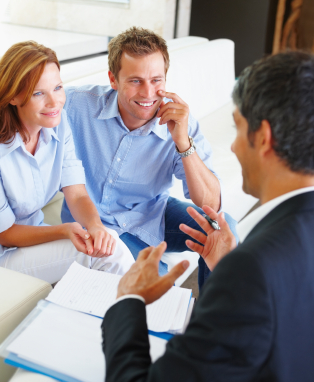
top-left (139, 82), bottom-right (155, 99)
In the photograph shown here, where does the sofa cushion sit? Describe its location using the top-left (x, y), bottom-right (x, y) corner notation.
top-left (0, 269), bottom-right (52, 382)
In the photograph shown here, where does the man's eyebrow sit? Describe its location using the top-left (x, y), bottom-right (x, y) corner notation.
top-left (127, 75), bottom-right (165, 80)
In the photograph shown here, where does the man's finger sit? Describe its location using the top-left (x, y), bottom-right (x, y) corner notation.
top-left (159, 109), bottom-right (186, 125)
top-left (186, 206), bottom-right (215, 233)
top-left (157, 90), bottom-right (187, 106)
top-left (202, 205), bottom-right (219, 221)
top-left (179, 223), bottom-right (207, 245)
top-left (185, 239), bottom-right (204, 256)
top-left (156, 100), bottom-right (166, 117)
top-left (137, 246), bottom-right (154, 261)
top-left (163, 260), bottom-right (189, 286)
top-left (149, 241), bottom-right (167, 264)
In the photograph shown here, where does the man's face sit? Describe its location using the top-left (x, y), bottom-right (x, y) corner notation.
top-left (109, 51), bottom-right (166, 130)
top-left (231, 107), bottom-right (261, 198)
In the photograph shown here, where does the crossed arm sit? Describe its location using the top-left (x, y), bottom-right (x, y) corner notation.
top-left (0, 184), bottom-right (116, 257)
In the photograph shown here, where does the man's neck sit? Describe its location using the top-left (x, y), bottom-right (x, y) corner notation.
top-left (260, 171), bottom-right (314, 205)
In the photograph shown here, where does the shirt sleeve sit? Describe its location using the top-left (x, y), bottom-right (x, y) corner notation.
top-left (115, 294), bottom-right (146, 305)
top-left (60, 110), bottom-right (86, 189)
top-left (173, 113), bottom-right (223, 203)
top-left (0, 173), bottom-right (15, 233)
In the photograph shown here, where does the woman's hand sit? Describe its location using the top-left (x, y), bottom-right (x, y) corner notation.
top-left (65, 222), bottom-right (93, 255)
top-left (65, 222), bottom-right (116, 257)
top-left (86, 223), bottom-right (116, 257)
top-left (179, 205), bottom-right (237, 271)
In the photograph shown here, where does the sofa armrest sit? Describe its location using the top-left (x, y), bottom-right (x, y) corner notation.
top-left (0, 268), bottom-right (52, 382)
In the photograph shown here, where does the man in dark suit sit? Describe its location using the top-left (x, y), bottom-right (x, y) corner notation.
top-left (102, 51), bottom-right (314, 381)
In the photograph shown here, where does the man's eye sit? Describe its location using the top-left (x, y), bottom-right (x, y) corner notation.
top-left (132, 80), bottom-right (140, 83)
top-left (153, 79), bottom-right (161, 83)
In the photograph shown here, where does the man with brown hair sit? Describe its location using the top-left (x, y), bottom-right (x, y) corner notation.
top-left (62, 27), bottom-right (237, 288)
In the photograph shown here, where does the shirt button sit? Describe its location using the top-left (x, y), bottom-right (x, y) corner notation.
top-left (123, 223), bottom-right (126, 227)
top-left (117, 158), bottom-right (121, 162)
top-left (104, 196), bottom-right (108, 199)
top-left (107, 211), bottom-right (110, 214)
top-left (109, 180), bottom-right (113, 184)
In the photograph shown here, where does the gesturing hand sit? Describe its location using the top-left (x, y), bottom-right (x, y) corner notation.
top-left (156, 90), bottom-right (190, 152)
top-left (117, 242), bottom-right (189, 304)
top-left (179, 205), bottom-right (237, 271)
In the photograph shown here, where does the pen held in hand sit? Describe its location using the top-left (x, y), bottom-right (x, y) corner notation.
top-left (204, 215), bottom-right (221, 231)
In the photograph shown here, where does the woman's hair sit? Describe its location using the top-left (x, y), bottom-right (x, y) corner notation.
top-left (0, 41), bottom-right (60, 144)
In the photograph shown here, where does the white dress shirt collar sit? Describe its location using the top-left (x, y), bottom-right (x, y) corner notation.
top-left (237, 186), bottom-right (314, 243)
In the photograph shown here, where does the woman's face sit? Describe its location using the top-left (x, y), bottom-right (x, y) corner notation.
top-left (10, 62), bottom-right (66, 133)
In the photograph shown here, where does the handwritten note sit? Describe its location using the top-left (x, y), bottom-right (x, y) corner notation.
top-left (46, 262), bottom-right (191, 332)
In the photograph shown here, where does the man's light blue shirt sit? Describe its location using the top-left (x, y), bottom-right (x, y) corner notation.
top-left (62, 85), bottom-right (220, 247)
top-left (0, 109), bottom-right (85, 257)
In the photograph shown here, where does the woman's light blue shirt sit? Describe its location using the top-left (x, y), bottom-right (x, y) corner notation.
top-left (0, 109), bottom-right (85, 257)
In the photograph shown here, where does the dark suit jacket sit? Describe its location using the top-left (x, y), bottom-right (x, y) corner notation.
top-left (102, 191), bottom-right (314, 382)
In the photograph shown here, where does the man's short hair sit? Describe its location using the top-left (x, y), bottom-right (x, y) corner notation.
top-left (233, 51), bottom-right (314, 174)
top-left (108, 26), bottom-right (170, 79)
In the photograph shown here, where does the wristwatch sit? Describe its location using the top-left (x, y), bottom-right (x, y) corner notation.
top-left (175, 136), bottom-right (196, 158)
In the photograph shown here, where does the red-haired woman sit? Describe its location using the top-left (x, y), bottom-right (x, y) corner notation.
top-left (0, 41), bottom-right (134, 283)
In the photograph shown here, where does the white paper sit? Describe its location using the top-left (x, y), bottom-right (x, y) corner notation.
top-left (148, 335), bottom-right (167, 362)
top-left (7, 304), bottom-right (105, 382)
top-left (47, 262), bottom-right (191, 332)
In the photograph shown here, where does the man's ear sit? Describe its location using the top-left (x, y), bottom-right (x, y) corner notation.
top-left (258, 119), bottom-right (273, 157)
top-left (108, 71), bottom-right (118, 90)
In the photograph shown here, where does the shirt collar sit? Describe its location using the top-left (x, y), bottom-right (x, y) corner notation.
top-left (0, 128), bottom-right (59, 159)
top-left (97, 89), bottom-right (168, 140)
top-left (41, 127), bottom-right (60, 144)
top-left (98, 89), bottom-right (120, 120)
top-left (237, 186), bottom-right (314, 242)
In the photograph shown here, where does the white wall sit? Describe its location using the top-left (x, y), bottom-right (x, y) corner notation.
top-left (9, 0), bottom-right (177, 39)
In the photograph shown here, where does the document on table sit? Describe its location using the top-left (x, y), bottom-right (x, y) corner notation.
top-left (1, 301), bottom-right (168, 382)
top-left (46, 262), bottom-right (192, 332)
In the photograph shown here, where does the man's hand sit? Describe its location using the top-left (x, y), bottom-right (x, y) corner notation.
top-left (180, 205), bottom-right (237, 271)
top-left (156, 90), bottom-right (191, 152)
top-left (117, 242), bottom-right (189, 304)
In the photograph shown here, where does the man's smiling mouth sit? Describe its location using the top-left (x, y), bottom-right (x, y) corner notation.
top-left (135, 101), bottom-right (157, 107)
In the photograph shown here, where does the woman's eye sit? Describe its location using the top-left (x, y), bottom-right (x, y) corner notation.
top-left (55, 85), bottom-right (63, 91)
top-left (33, 92), bottom-right (42, 96)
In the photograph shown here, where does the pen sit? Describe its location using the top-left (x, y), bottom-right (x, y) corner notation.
top-left (203, 215), bottom-right (221, 230)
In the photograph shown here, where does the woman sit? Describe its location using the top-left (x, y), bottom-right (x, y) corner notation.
top-left (0, 41), bottom-right (134, 283)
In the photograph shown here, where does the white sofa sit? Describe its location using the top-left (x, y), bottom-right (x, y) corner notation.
top-left (1, 36), bottom-right (257, 382)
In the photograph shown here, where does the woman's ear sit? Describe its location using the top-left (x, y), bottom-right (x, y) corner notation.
top-left (9, 98), bottom-right (18, 106)
top-left (108, 71), bottom-right (118, 90)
